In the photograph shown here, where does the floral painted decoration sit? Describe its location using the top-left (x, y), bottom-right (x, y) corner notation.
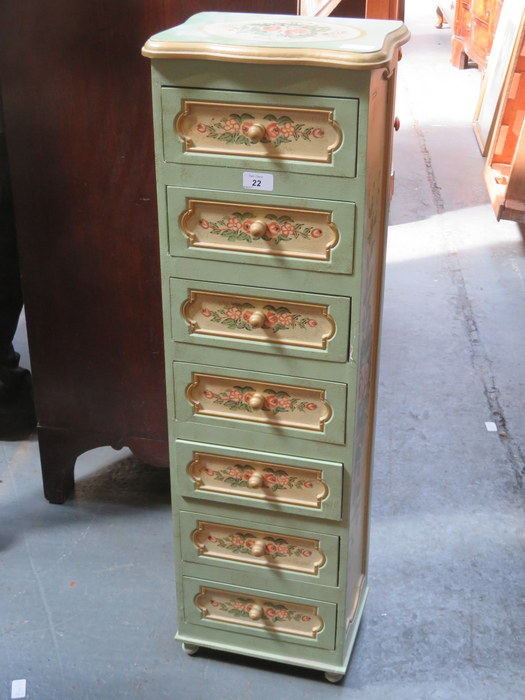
top-left (209, 596), bottom-right (312, 625)
top-left (199, 211), bottom-right (323, 245)
top-left (207, 463), bottom-right (315, 492)
top-left (203, 18), bottom-right (363, 44)
top-left (200, 302), bottom-right (318, 333)
top-left (206, 531), bottom-right (313, 560)
top-left (203, 385), bottom-right (317, 414)
top-left (196, 112), bottom-right (325, 148)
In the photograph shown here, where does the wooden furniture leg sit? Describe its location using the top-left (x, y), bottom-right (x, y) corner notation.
top-left (38, 428), bottom-right (84, 504)
top-left (39, 427), bottom-right (170, 504)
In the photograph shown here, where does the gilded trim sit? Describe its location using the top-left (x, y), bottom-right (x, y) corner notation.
top-left (187, 452), bottom-right (329, 509)
top-left (185, 376), bottom-right (201, 411)
top-left (142, 24), bottom-right (410, 69)
top-left (179, 198), bottom-right (340, 261)
top-left (180, 289), bottom-right (336, 350)
top-left (186, 372), bottom-right (333, 433)
top-left (346, 573), bottom-right (366, 628)
top-left (174, 100), bottom-right (342, 164)
top-left (191, 520), bottom-right (326, 575)
top-left (195, 586), bottom-right (324, 638)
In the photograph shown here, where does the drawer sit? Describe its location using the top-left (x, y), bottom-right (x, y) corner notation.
top-left (182, 576), bottom-right (337, 650)
top-left (171, 278), bottom-right (351, 362)
top-left (161, 87), bottom-right (358, 179)
top-left (180, 511), bottom-right (339, 587)
top-left (175, 440), bottom-right (343, 521)
top-left (173, 362), bottom-right (347, 445)
top-left (166, 187), bottom-right (356, 275)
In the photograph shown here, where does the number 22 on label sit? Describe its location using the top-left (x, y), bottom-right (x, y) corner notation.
top-left (243, 172), bottom-right (274, 192)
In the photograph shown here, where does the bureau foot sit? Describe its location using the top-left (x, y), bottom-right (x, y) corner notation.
top-left (324, 672), bottom-right (344, 683)
top-left (451, 41), bottom-right (470, 70)
top-left (182, 643), bottom-right (199, 656)
top-left (38, 427), bottom-right (79, 503)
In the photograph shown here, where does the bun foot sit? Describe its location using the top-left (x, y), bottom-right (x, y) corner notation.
top-left (182, 643), bottom-right (199, 656)
top-left (324, 671), bottom-right (344, 683)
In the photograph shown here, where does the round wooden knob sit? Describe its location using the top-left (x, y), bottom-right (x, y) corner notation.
top-left (248, 472), bottom-right (264, 488)
top-left (249, 310), bottom-right (266, 328)
top-left (246, 122), bottom-right (266, 142)
top-left (251, 540), bottom-right (265, 557)
top-left (249, 219), bottom-right (267, 237)
top-left (394, 117), bottom-right (400, 131)
top-left (248, 604), bottom-right (263, 620)
top-left (248, 392), bottom-right (265, 410)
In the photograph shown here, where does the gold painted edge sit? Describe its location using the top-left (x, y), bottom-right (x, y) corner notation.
top-left (192, 520), bottom-right (325, 575)
top-left (179, 197), bottom-right (340, 261)
top-left (346, 573), bottom-right (366, 628)
top-left (191, 371), bottom-right (326, 398)
top-left (187, 452), bottom-right (329, 509)
top-left (175, 99), bottom-right (342, 164)
top-left (181, 288), bottom-right (336, 350)
top-left (196, 405), bottom-right (325, 433)
top-left (142, 25), bottom-right (410, 69)
top-left (187, 371), bottom-right (332, 433)
top-left (177, 99), bottom-right (340, 119)
top-left (183, 288), bottom-right (331, 315)
top-left (195, 586), bottom-right (324, 638)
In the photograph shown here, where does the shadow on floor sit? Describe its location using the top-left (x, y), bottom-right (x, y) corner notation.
top-left (73, 455), bottom-right (171, 507)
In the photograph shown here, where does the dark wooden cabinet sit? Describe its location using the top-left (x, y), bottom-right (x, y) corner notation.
top-left (0, 1), bottom-right (304, 505)
top-left (1, 1), bottom-right (377, 504)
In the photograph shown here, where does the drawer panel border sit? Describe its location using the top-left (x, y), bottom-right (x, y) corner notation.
top-left (170, 277), bottom-right (351, 363)
top-left (173, 361), bottom-right (348, 445)
top-left (165, 186), bottom-right (357, 275)
top-left (182, 575), bottom-right (337, 650)
top-left (174, 439), bottom-right (344, 521)
top-left (161, 86), bottom-right (359, 179)
top-left (180, 510), bottom-right (340, 587)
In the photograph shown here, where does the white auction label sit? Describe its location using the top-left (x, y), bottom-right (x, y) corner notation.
top-left (243, 172), bottom-right (274, 191)
top-left (11, 680), bottom-right (26, 699)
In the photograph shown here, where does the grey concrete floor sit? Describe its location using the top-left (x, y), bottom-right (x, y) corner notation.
top-left (2, 2), bottom-right (525, 698)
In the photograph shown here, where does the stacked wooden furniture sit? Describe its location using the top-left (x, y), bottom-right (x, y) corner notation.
top-left (451, 0), bottom-right (503, 69)
top-left (143, 12), bottom-right (408, 680)
top-left (483, 10), bottom-right (525, 222)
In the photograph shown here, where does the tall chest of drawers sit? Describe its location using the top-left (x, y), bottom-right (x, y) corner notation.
top-left (143, 13), bottom-right (408, 682)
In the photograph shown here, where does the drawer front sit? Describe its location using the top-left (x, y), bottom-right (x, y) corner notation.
top-left (167, 188), bottom-right (355, 274)
top-left (175, 440), bottom-right (343, 521)
top-left (171, 278), bottom-right (351, 362)
top-left (176, 98), bottom-right (341, 162)
top-left (161, 87), bottom-right (358, 178)
top-left (182, 576), bottom-right (336, 650)
top-left (174, 362), bottom-right (347, 444)
top-left (180, 511), bottom-right (339, 586)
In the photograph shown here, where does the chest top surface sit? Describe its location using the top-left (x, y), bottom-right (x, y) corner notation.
top-left (142, 12), bottom-right (409, 69)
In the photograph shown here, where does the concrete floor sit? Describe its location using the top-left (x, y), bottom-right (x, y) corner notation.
top-left (2, 2), bottom-right (525, 698)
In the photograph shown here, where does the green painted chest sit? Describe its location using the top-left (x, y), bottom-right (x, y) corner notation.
top-left (143, 12), bottom-right (409, 682)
